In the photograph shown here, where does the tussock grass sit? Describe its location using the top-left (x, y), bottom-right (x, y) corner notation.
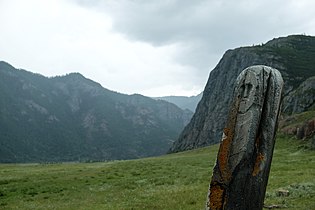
top-left (0, 136), bottom-right (314, 209)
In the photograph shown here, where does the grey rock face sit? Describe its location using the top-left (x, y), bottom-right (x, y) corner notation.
top-left (282, 76), bottom-right (315, 114)
top-left (206, 66), bottom-right (283, 210)
top-left (169, 35), bottom-right (315, 153)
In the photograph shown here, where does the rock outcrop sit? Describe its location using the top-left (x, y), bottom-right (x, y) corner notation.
top-left (280, 114), bottom-right (315, 140)
top-left (169, 35), bottom-right (315, 153)
top-left (282, 76), bottom-right (315, 114)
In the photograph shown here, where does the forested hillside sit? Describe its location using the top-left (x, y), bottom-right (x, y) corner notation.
top-left (0, 61), bottom-right (192, 162)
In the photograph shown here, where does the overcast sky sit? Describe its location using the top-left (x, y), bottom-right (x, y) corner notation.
top-left (1, 0), bottom-right (315, 97)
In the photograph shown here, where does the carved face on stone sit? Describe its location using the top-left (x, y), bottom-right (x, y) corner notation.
top-left (238, 70), bottom-right (258, 114)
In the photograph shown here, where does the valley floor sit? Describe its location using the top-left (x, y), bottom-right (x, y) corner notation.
top-left (0, 135), bottom-right (314, 210)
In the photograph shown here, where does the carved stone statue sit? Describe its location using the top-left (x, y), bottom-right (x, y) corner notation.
top-left (206, 65), bottom-right (283, 210)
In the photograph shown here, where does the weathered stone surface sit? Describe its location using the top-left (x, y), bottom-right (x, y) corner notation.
top-left (206, 66), bottom-right (283, 210)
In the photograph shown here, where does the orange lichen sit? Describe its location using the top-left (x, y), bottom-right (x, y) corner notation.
top-left (218, 127), bottom-right (233, 183)
top-left (208, 96), bottom-right (240, 209)
top-left (252, 152), bottom-right (265, 176)
top-left (208, 184), bottom-right (225, 210)
top-left (216, 97), bottom-right (240, 184)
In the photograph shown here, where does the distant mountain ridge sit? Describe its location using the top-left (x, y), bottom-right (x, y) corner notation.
top-left (169, 35), bottom-right (315, 153)
top-left (0, 61), bottom-right (193, 163)
top-left (154, 93), bottom-right (202, 112)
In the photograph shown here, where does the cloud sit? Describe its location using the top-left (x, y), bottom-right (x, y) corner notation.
top-left (1, 0), bottom-right (315, 96)
top-left (74, 0), bottom-right (315, 70)
top-left (0, 0), bottom-right (203, 96)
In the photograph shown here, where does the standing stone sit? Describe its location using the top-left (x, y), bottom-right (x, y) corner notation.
top-left (206, 65), bottom-right (284, 210)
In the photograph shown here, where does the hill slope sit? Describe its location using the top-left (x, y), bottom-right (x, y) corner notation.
top-left (154, 93), bottom-right (203, 112)
top-left (0, 61), bottom-right (193, 163)
top-left (170, 35), bottom-right (315, 153)
top-left (0, 135), bottom-right (314, 209)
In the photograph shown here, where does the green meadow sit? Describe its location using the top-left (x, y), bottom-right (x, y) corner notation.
top-left (0, 135), bottom-right (314, 210)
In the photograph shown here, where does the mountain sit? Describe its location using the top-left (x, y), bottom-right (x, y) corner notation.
top-left (169, 35), bottom-right (315, 153)
top-left (0, 61), bottom-right (193, 163)
top-left (154, 93), bottom-right (203, 112)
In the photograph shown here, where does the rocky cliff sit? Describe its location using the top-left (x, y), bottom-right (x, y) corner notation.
top-left (169, 35), bottom-right (315, 153)
top-left (282, 76), bottom-right (315, 114)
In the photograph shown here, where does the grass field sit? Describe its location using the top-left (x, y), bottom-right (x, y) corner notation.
top-left (0, 135), bottom-right (314, 210)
